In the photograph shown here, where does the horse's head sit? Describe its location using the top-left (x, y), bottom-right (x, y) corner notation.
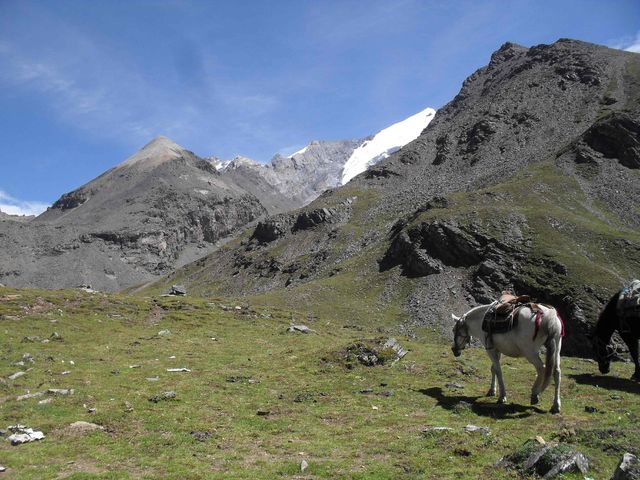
top-left (451, 314), bottom-right (470, 357)
top-left (592, 335), bottom-right (612, 374)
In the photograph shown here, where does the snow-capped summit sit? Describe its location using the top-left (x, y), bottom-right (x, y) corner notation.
top-left (341, 107), bottom-right (436, 184)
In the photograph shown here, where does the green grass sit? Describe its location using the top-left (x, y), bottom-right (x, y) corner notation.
top-left (1, 287), bottom-right (638, 479)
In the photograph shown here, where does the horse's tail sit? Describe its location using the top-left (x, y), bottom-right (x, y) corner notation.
top-left (540, 307), bottom-right (563, 394)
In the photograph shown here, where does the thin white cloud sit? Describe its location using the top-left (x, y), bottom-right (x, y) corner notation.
top-left (611, 31), bottom-right (640, 53)
top-left (0, 6), bottom-right (284, 158)
top-left (0, 190), bottom-right (49, 216)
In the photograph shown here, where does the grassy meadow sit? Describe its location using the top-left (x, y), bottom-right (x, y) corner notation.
top-left (0, 287), bottom-right (638, 479)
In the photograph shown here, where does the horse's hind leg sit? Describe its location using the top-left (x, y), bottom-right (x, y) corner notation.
top-left (526, 353), bottom-right (545, 405)
top-left (487, 350), bottom-right (506, 404)
top-left (622, 334), bottom-right (640, 381)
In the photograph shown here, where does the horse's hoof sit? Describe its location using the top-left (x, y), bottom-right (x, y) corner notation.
top-left (550, 405), bottom-right (561, 414)
top-left (486, 390), bottom-right (496, 397)
top-left (497, 397), bottom-right (507, 405)
top-left (530, 394), bottom-right (539, 405)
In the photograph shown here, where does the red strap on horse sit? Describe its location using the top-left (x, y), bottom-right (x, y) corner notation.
top-left (532, 310), bottom-right (565, 339)
top-left (533, 310), bottom-right (543, 340)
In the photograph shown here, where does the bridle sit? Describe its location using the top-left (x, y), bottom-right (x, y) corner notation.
top-left (593, 335), bottom-right (617, 361)
top-left (454, 316), bottom-right (471, 349)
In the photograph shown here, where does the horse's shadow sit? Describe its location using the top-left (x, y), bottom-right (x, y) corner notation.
top-left (569, 373), bottom-right (640, 394)
top-left (417, 387), bottom-right (546, 419)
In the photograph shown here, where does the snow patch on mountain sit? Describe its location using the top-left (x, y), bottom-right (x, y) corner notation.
top-left (341, 107), bottom-right (436, 185)
top-left (289, 145), bottom-right (309, 157)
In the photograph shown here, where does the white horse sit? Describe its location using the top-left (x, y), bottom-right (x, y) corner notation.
top-left (451, 303), bottom-right (564, 413)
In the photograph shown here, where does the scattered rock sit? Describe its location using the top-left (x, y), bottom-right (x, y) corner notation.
top-left (453, 401), bottom-right (473, 414)
top-left (124, 401), bottom-right (134, 412)
top-left (445, 382), bottom-right (464, 389)
top-left (612, 453), bottom-right (640, 480)
top-left (38, 398), bottom-right (52, 405)
top-left (50, 332), bottom-right (63, 341)
top-left (16, 391), bottom-right (44, 401)
top-left (169, 285), bottom-right (186, 296)
top-left (191, 431), bottom-right (212, 442)
top-left (157, 329), bottom-right (171, 336)
top-left (251, 219), bottom-right (290, 243)
top-left (0, 465), bottom-right (5, 472)
top-left (166, 368), bottom-right (191, 372)
top-left (148, 391), bottom-right (176, 403)
top-left (129, 365), bottom-right (141, 369)
top-left (287, 324), bottom-right (314, 334)
top-left (330, 337), bottom-right (409, 368)
top-left (500, 439), bottom-right (589, 479)
top-left (8, 371), bottom-right (25, 380)
top-left (47, 388), bottom-right (74, 396)
top-left (300, 459), bottom-right (309, 472)
top-left (77, 284), bottom-right (97, 293)
top-left (63, 421), bottom-right (104, 436)
top-left (146, 376), bottom-right (160, 382)
top-left (382, 338), bottom-right (409, 359)
top-left (293, 392), bottom-right (317, 403)
top-left (21, 336), bottom-right (41, 343)
top-left (585, 405), bottom-right (601, 413)
top-left (7, 425), bottom-right (45, 445)
top-left (61, 370), bottom-right (71, 375)
top-left (464, 424), bottom-right (491, 435)
top-left (256, 409), bottom-right (270, 416)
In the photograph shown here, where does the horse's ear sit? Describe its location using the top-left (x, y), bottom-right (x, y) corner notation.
top-left (451, 314), bottom-right (459, 322)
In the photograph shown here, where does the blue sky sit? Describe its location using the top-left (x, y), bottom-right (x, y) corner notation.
top-left (0, 0), bottom-right (638, 215)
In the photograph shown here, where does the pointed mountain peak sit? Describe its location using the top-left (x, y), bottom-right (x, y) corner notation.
top-left (118, 135), bottom-right (185, 170)
top-left (228, 156), bottom-right (260, 169)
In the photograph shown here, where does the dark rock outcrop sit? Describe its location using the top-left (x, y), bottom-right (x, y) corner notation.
top-left (583, 113), bottom-right (640, 169)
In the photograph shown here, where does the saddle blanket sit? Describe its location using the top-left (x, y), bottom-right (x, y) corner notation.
top-left (617, 279), bottom-right (640, 323)
top-left (482, 304), bottom-right (519, 334)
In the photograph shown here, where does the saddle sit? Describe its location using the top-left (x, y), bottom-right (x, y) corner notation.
top-left (482, 291), bottom-right (541, 345)
top-left (617, 279), bottom-right (640, 332)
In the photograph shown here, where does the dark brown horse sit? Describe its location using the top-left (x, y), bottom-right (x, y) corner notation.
top-left (593, 285), bottom-right (640, 381)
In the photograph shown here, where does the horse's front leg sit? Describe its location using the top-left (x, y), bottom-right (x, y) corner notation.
top-left (487, 364), bottom-right (497, 397)
top-left (487, 351), bottom-right (506, 404)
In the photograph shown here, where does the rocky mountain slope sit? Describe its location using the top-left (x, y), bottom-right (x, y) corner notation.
top-left (0, 108), bottom-right (433, 291)
top-left (0, 137), bottom-right (266, 291)
top-left (0, 209), bottom-right (34, 222)
top-left (154, 39), bottom-right (640, 357)
top-left (219, 139), bottom-right (363, 214)
top-left (216, 106), bottom-right (435, 214)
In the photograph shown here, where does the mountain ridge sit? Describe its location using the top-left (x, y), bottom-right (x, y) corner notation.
top-left (0, 107), bottom-right (434, 290)
top-left (151, 39), bottom-right (640, 357)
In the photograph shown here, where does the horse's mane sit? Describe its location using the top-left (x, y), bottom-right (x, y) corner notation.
top-left (595, 290), bottom-right (620, 336)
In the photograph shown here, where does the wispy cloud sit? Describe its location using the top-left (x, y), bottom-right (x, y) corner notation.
top-left (0, 190), bottom-right (49, 216)
top-left (0, 4), bottom-right (285, 159)
top-left (610, 31), bottom-right (640, 53)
